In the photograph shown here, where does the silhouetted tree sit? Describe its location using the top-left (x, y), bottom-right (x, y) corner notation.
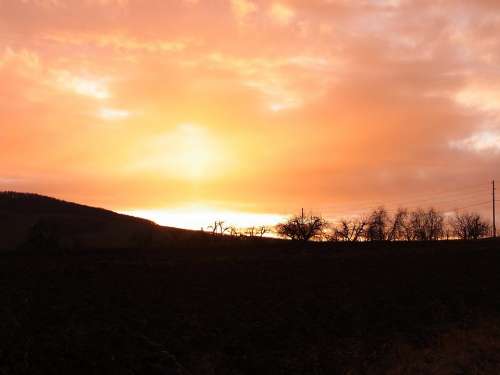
top-left (245, 226), bottom-right (257, 237)
top-left (426, 208), bottom-right (444, 240)
top-left (208, 220), bottom-right (231, 236)
top-left (331, 217), bottom-right (367, 242)
top-left (257, 226), bottom-right (270, 237)
top-left (410, 209), bottom-right (426, 240)
top-left (276, 213), bottom-right (328, 241)
top-left (366, 207), bottom-right (390, 241)
top-left (387, 208), bottom-right (409, 241)
top-left (449, 212), bottom-right (490, 240)
top-left (401, 210), bottom-right (416, 241)
top-left (229, 226), bottom-right (240, 237)
top-left (410, 208), bottom-right (444, 241)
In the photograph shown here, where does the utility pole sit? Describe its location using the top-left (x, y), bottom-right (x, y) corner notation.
top-left (301, 207), bottom-right (304, 221)
top-left (493, 180), bottom-right (496, 238)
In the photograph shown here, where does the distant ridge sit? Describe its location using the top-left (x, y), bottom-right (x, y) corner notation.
top-left (0, 191), bottom-right (196, 251)
top-left (0, 191), bottom-right (153, 224)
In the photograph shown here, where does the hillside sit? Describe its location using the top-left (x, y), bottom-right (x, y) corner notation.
top-left (0, 192), bottom-right (197, 250)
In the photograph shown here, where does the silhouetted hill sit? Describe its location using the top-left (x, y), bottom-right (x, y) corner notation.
top-left (0, 192), bottom-right (199, 251)
top-left (0, 192), bottom-right (149, 221)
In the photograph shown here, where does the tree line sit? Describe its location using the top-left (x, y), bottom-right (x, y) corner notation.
top-left (209, 208), bottom-right (491, 242)
top-left (274, 208), bottom-right (491, 242)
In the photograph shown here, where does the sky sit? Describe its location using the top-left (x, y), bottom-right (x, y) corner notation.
top-left (1, 0), bottom-right (499, 228)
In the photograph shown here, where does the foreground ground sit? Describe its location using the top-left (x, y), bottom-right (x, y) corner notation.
top-left (1, 239), bottom-right (500, 374)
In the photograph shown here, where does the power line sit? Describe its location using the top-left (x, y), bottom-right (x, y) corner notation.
top-left (312, 184), bottom-right (489, 212)
top-left (444, 200), bottom-right (490, 212)
top-left (304, 183), bottom-right (493, 220)
top-left (315, 193), bottom-right (489, 216)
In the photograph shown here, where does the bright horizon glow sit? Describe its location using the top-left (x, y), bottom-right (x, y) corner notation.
top-left (121, 206), bottom-right (287, 231)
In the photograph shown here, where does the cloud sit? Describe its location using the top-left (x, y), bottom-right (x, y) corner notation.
top-left (231, 0), bottom-right (257, 23)
top-left (450, 131), bottom-right (500, 153)
top-left (183, 52), bottom-right (336, 111)
top-left (455, 85), bottom-right (500, 113)
top-left (0, 47), bottom-right (40, 75)
top-left (42, 32), bottom-right (187, 53)
top-left (269, 2), bottom-right (295, 25)
top-left (98, 107), bottom-right (130, 120)
top-left (53, 71), bottom-right (110, 99)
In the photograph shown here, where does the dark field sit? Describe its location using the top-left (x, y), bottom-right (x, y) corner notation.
top-left (2, 239), bottom-right (500, 374)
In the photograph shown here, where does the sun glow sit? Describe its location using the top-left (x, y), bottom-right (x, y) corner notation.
top-left (132, 123), bottom-right (230, 181)
top-left (122, 206), bottom-right (286, 231)
top-left (171, 124), bottom-right (216, 180)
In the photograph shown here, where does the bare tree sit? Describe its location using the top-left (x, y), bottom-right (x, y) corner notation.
top-left (425, 208), bottom-right (444, 241)
top-left (229, 226), bottom-right (240, 237)
top-left (208, 221), bottom-right (218, 235)
top-left (257, 226), bottom-right (270, 237)
top-left (276, 213), bottom-right (328, 241)
top-left (400, 211), bottom-right (415, 241)
top-left (241, 226), bottom-right (270, 238)
top-left (331, 217), bottom-right (368, 242)
top-left (366, 207), bottom-right (390, 241)
top-left (207, 220), bottom-right (231, 236)
top-left (410, 209), bottom-right (427, 241)
top-left (443, 227), bottom-right (453, 240)
top-left (410, 208), bottom-right (444, 241)
top-left (245, 226), bottom-right (256, 237)
top-left (387, 208), bottom-right (409, 241)
top-left (449, 212), bottom-right (490, 240)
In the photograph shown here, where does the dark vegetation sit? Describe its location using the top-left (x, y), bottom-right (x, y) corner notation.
top-left (276, 213), bottom-right (328, 241)
top-left (278, 207), bottom-right (490, 242)
top-left (1, 192), bottom-right (500, 374)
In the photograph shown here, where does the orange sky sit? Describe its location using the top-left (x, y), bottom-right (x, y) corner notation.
top-left (1, 0), bottom-right (499, 228)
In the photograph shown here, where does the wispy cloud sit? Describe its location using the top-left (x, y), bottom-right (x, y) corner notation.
top-left (54, 71), bottom-right (110, 99)
top-left (450, 131), bottom-right (500, 153)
